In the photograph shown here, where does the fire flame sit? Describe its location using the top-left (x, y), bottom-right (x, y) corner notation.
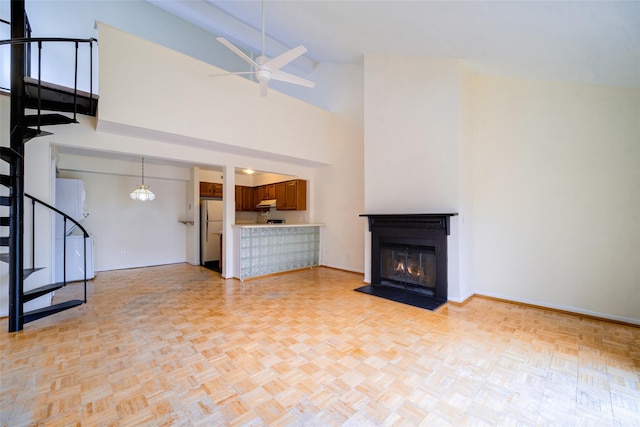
top-left (395, 260), bottom-right (423, 278)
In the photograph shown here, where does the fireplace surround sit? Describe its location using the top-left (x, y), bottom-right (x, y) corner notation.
top-left (358, 213), bottom-right (457, 310)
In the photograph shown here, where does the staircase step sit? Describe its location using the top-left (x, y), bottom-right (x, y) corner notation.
top-left (23, 282), bottom-right (65, 302)
top-left (0, 254), bottom-right (45, 278)
top-left (22, 128), bottom-right (53, 143)
top-left (24, 77), bottom-right (98, 117)
top-left (0, 147), bottom-right (10, 163)
top-left (0, 196), bottom-right (11, 206)
top-left (24, 267), bottom-right (46, 280)
top-left (23, 299), bottom-right (84, 324)
top-left (0, 174), bottom-right (13, 188)
top-left (22, 113), bottom-right (77, 127)
top-left (0, 237), bottom-right (8, 246)
top-left (0, 217), bottom-right (9, 226)
top-left (0, 147), bottom-right (18, 163)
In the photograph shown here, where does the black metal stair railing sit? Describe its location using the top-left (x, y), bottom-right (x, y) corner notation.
top-left (1, 5), bottom-right (98, 331)
top-left (20, 193), bottom-right (90, 322)
top-left (0, 36), bottom-right (98, 126)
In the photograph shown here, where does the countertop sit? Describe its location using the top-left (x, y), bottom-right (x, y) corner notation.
top-left (233, 223), bottom-right (324, 228)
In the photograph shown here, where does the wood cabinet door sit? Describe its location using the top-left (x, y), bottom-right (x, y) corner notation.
top-left (275, 182), bottom-right (287, 210)
top-left (212, 183), bottom-right (223, 198)
top-left (266, 184), bottom-right (276, 199)
top-left (293, 179), bottom-right (307, 210)
top-left (284, 181), bottom-right (297, 210)
top-left (200, 182), bottom-right (214, 197)
top-left (255, 186), bottom-right (266, 202)
top-left (242, 186), bottom-right (255, 211)
top-left (235, 186), bottom-right (243, 211)
top-left (200, 182), bottom-right (223, 199)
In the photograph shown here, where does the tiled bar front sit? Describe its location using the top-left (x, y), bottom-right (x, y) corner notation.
top-left (234, 225), bottom-right (322, 280)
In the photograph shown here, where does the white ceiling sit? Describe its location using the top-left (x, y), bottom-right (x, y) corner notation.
top-left (149, 0), bottom-right (640, 88)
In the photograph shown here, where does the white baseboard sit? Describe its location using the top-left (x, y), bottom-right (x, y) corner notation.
top-left (448, 290), bottom-right (475, 304)
top-left (320, 264), bottom-right (364, 275)
top-left (474, 290), bottom-right (640, 326)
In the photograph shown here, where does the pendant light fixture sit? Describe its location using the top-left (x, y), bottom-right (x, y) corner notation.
top-left (130, 157), bottom-right (155, 201)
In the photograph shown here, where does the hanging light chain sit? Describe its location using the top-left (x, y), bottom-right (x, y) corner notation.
top-left (130, 156), bottom-right (155, 201)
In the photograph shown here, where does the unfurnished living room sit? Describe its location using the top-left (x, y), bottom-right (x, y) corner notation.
top-left (1, 1), bottom-right (639, 425)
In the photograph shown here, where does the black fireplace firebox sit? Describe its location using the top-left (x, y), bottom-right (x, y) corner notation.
top-left (358, 213), bottom-right (457, 310)
top-left (380, 243), bottom-right (437, 293)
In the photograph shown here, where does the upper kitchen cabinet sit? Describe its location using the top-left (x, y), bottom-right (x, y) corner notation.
top-left (235, 185), bottom-right (257, 211)
top-left (276, 179), bottom-right (307, 211)
top-left (265, 184), bottom-right (276, 199)
top-left (200, 182), bottom-right (223, 198)
top-left (242, 186), bottom-right (255, 211)
top-left (235, 186), bottom-right (243, 211)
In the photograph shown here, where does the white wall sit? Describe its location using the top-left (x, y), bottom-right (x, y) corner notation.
top-left (364, 56), bottom-right (461, 214)
top-left (97, 22), bottom-right (332, 167)
top-left (312, 63), bottom-right (365, 272)
top-left (363, 56), bottom-right (463, 297)
top-left (91, 23), bottom-right (366, 274)
top-left (363, 54), bottom-right (640, 323)
top-left (469, 74), bottom-right (640, 323)
top-left (456, 64), bottom-right (475, 302)
top-left (57, 154), bottom-right (190, 271)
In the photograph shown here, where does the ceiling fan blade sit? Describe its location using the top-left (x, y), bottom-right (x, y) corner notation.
top-left (259, 79), bottom-right (269, 97)
top-left (217, 37), bottom-right (261, 69)
top-left (210, 71), bottom-right (255, 77)
top-left (270, 70), bottom-right (316, 88)
top-left (263, 45), bottom-right (307, 71)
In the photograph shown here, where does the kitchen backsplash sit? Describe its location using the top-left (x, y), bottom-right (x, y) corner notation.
top-left (235, 208), bottom-right (308, 225)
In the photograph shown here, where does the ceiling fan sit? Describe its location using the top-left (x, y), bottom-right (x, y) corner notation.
top-left (214, 0), bottom-right (315, 97)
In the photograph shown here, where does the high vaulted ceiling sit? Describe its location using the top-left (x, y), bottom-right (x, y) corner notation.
top-left (148, 0), bottom-right (640, 88)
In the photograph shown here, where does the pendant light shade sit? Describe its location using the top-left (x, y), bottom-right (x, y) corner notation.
top-left (130, 157), bottom-right (155, 201)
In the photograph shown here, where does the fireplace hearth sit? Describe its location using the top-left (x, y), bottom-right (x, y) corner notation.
top-left (357, 213), bottom-right (457, 310)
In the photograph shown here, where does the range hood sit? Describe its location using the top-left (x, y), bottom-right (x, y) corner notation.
top-left (256, 199), bottom-right (277, 208)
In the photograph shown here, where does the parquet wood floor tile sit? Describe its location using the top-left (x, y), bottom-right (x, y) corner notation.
top-left (1, 264), bottom-right (639, 426)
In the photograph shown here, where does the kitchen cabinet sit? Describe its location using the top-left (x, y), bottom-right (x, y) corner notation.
top-left (200, 182), bottom-right (222, 198)
top-left (236, 180), bottom-right (306, 211)
top-left (276, 179), bottom-right (306, 210)
top-left (275, 182), bottom-right (286, 210)
top-left (255, 185), bottom-right (265, 203)
top-left (265, 184), bottom-right (276, 199)
top-left (242, 186), bottom-right (255, 211)
top-left (254, 186), bottom-right (266, 209)
top-left (235, 186), bottom-right (243, 211)
top-left (235, 185), bottom-right (257, 211)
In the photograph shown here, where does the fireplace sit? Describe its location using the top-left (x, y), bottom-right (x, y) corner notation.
top-left (358, 214), bottom-right (456, 309)
top-left (380, 243), bottom-right (437, 294)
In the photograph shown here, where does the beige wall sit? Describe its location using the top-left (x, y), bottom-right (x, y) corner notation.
top-left (57, 154), bottom-right (191, 272)
top-left (363, 56), bottom-right (465, 299)
top-left (363, 55), bottom-right (640, 323)
top-left (97, 22), bottom-right (332, 167)
top-left (469, 74), bottom-right (640, 322)
top-left (364, 56), bottom-right (461, 213)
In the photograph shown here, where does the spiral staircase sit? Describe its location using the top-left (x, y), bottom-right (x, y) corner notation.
top-left (1, 1), bottom-right (97, 332)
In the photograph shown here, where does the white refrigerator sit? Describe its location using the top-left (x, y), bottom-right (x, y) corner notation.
top-left (201, 200), bottom-right (223, 266)
top-left (55, 178), bottom-right (95, 282)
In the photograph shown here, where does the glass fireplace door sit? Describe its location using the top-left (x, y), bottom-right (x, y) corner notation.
top-left (380, 244), bottom-right (436, 292)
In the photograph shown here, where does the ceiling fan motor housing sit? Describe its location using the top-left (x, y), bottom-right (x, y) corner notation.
top-left (256, 68), bottom-right (271, 82)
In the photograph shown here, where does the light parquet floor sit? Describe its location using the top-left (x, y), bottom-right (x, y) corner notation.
top-left (1, 264), bottom-right (639, 426)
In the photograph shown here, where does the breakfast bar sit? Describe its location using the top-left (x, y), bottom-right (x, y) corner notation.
top-left (233, 224), bottom-right (323, 280)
